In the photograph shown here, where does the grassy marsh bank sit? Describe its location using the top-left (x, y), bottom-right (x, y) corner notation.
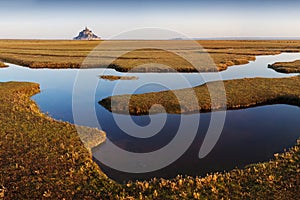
top-left (125, 141), bottom-right (300, 199)
top-left (1, 40), bottom-right (300, 72)
top-left (99, 76), bottom-right (300, 115)
top-left (0, 82), bottom-right (115, 199)
top-left (269, 60), bottom-right (300, 73)
top-left (0, 82), bottom-right (299, 199)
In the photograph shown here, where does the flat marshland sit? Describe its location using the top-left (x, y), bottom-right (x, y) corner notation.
top-left (1, 40), bottom-right (300, 199)
top-left (1, 40), bottom-right (300, 71)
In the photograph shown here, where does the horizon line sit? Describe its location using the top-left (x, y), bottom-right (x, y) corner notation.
top-left (1, 37), bottom-right (300, 41)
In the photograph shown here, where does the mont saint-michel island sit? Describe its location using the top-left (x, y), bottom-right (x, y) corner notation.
top-left (73, 27), bottom-right (101, 40)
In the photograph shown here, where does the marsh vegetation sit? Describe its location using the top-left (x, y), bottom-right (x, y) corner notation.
top-left (100, 76), bottom-right (300, 115)
top-left (1, 40), bottom-right (300, 72)
top-left (0, 82), bottom-right (110, 199)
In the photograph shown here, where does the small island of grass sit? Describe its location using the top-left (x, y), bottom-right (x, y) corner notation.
top-left (100, 75), bottom-right (139, 81)
top-left (268, 60), bottom-right (300, 73)
top-left (99, 76), bottom-right (300, 115)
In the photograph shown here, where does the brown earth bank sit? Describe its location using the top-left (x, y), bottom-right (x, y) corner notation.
top-left (0, 81), bottom-right (300, 199)
top-left (99, 76), bottom-right (300, 115)
top-left (1, 40), bottom-right (300, 72)
top-left (269, 60), bottom-right (300, 73)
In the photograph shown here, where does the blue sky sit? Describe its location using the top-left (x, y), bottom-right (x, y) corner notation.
top-left (1, 0), bottom-right (300, 39)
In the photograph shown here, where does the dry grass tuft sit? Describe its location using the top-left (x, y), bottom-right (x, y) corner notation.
top-left (0, 61), bottom-right (8, 68)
